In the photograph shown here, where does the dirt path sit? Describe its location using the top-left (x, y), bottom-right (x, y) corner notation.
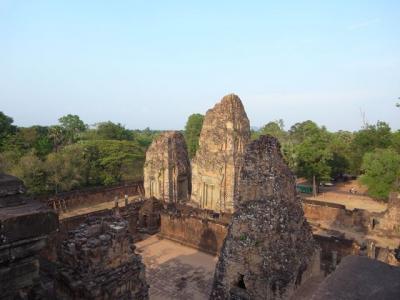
top-left (303, 180), bottom-right (387, 213)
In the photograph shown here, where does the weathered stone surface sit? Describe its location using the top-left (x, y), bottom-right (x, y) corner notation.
top-left (0, 173), bottom-right (25, 198)
top-left (137, 197), bottom-right (163, 234)
top-left (56, 215), bottom-right (149, 299)
top-left (377, 192), bottom-right (400, 235)
top-left (310, 255), bottom-right (400, 300)
top-left (0, 173), bottom-right (58, 299)
top-left (159, 203), bottom-right (230, 255)
top-left (210, 136), bottom-right (320, 300)
top-left (144, 131), bottom-right (191, 203)
top-left (191, 94), bottom-right (250, 213)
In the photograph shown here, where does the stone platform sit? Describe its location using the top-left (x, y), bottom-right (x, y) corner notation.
top-left (136, 235), bottom-right (217, 300)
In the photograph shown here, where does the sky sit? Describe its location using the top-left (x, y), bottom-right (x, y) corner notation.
top-left (0, 1), bottom-right (399, 131)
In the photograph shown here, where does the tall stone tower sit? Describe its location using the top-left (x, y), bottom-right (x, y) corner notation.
top-left (143, 131), bottom-right (191, 203)
top-left (210, 136), bottom-right (320, 300)
top-left (190, 94), bottom-right (250, 213)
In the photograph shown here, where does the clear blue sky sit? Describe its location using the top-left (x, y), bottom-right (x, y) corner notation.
top-left (1, 1), bottom-right (399, 131)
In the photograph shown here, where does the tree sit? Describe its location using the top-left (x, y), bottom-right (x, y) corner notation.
top-left (293, 122), bottom-right (333, 187)
top-left (11, 152), bottom-right (47, 195)
top-left (328, 131), bottom-right (353, 179)
top-left (46, 144), bottom-right (86, 193)
top-left (0, 151), bottom-right (20, 173)
top-left (58, 114), bottom-right (87, 144)
top-left (350, 121), bottom-right (392, 174)
top-left (133, 128), bottom-right (159, 148)
top-left (392, 131), bottom-right (400, 154)
top-left (80, 140), bottom-right (145, 185)
top-left (259, 119), bottom-right (287, 143)
top-left (0, 111), bottom-right (16, 149)
top-left (289, 120), bottom-right (321, 144)
top-left (360, 148), bottom-right (400, 200)
top-left (48, 125), bottom-right (66, 152)
top-left (184, 114), bottom-right (204, 158)
top-left (95, 121), bottom-right (132, 140)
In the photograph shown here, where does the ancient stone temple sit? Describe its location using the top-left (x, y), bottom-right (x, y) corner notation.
top-left (211, 136), bottom-right (320, 300)
top-left (191, 94), bottom-right (250, 213)
top-left (0, 174), bottom-right (58, 299)
top-left (56, 215), bottom-right (148, 299)
top-left (377, 192), bottom-right (400, 235)
top-left (144, 131), bottom-right (191, 203)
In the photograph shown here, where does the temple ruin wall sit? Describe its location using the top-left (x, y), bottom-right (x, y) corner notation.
top-left (302, 199), bottom-right (371, 232)
top-left (38, 181), bottom-right (143, 213)
top-left (159, 210), bottom-right (229, 255)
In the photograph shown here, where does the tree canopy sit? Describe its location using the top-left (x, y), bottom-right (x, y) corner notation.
top-left (0, 112), bottom-right (158, 195)
top-left (360, 148), bottom-right (400, 199)
top-left (1, 110), bottom-right (399, 201)
top-left (184, 113), bottom-right (204, 158)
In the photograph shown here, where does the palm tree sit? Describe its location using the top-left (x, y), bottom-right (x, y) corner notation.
top-left (48, 125), bottom-right (65, 152)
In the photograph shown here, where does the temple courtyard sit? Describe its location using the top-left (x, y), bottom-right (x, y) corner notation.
top-left (136, 235), bottom-right (217, 300)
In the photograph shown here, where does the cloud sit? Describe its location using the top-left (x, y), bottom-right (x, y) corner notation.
top-left (347, 18), bottom-right (380, 31)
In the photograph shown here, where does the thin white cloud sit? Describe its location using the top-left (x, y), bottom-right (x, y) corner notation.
top-left (347, 18), bottom-right (380, 31)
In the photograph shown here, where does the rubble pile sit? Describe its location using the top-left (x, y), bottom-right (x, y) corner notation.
top-left (56, 216), bottom-right (148, 299)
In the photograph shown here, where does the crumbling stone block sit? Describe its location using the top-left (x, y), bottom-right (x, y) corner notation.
top-left (210, 136), bottom-right (320, 300)
top-left (144, 131), bottom-right (191, 203)
top-left (191, 94), bottom-right (250, 213)
top-left (56, 215), bottom-right (148, 299)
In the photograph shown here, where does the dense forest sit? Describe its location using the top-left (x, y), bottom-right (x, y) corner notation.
top-left (0, 112), bottom-right (159, 195)
top-left (1, 111), bottom-right (399, 201)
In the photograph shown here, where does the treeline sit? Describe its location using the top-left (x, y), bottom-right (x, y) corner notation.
top-left (0, 112), bottom-right (159, 195)
top-left (250, 119), bottom-right (400, 200)
top-left (1, 110), bottom-right (399, 201)
top-left (183, 114), bottom-right (400, 201)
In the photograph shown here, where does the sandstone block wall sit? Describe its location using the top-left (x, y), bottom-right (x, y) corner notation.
top-left (144, 131), bottom-right (191, 203)
top-left (159, 205), bottom-right (229, 255)
top-left (211, 136), bottom-right (320, 300)
top-left (302, 199), bottom-right (371, 232)
top-left (375, 192), bottom-right (400, 235)
top-left (191, 94), bottom-right (250, 213)
top-left (41, 181), bottom-right (143, 213)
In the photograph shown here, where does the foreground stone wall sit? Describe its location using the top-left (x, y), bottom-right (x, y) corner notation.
top-left (159, 204), bottom-right (229, 255)
top-left (144, 131), bottom-right (191, 203)
top-left (191, 94), bottom-right (250, 213)
top-left (0, 174), bottom-right (58, 299)
top-left (211, 136), bottom-right (320, 300)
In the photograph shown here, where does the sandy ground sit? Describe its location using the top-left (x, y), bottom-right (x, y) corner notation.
top-left (306, 192), bottom-right (387, 213)
top-left (136, 235), bottom-right (218, 300)
top-left (303, 180), bottom-right (387, 213)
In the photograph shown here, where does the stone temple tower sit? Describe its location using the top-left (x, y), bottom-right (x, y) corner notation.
top-left (190, 94), bottom-right (250, 213)
top-left (144, 131), bottom-right (191, 203)
top-left (210, 136), bottom-right (320, 300)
